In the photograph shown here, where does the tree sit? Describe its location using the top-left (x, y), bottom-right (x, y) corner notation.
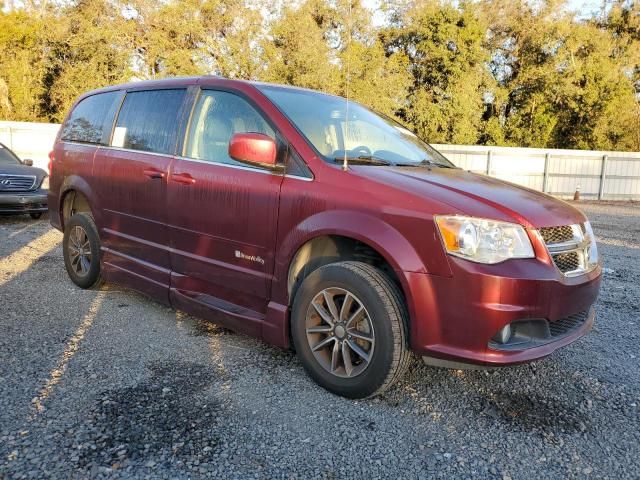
top-left (381, 0), bottom-right (491, 144)
top-left (479, 0), bottom-right (570, 147)
top-left (0, 9), bottom-right (48, 121)
top-left (261, 0), bottom-right (411, 118)
top-left (600, 0), bottom-right (640, 150)
top-left (45, 0), bottom-right (133, 121)
top-left (261, 0), bottom-right (341, 93)
top-left (479, 0), bottom-right (640, 150)
top-left (551, 21), bottom-right (639, 150)
top-left (128, 0), bottom-right (264, 80)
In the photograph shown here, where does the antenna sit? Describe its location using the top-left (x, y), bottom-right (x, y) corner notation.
top-left (342, 0), bottom-right (352, 172)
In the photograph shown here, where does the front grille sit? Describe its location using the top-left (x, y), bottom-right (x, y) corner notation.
top-left (549, 310), bottom-right (589, 337)
top-left (0, 203), bottom-right (47, 212)
top-left (0, 174), bottom-right (36, 192)
top-left (539, 223), bottom-right (596, 277)
top-left (540, 225), bottom-right (574, 244)
top-left (552, 251), bottom-right (581, 273)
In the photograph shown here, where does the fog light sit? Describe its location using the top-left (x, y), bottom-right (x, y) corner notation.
top-left (493, 324), bottom-right (513, 344)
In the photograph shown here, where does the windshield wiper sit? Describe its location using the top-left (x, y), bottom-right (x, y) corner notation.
top-left (333, 155), bottom-right (392, 166)
top-left (418, 159), bottom-right (454, 168)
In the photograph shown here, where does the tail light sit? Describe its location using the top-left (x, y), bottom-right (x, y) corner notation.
top-left (48, 150), bottom-right (55, 175)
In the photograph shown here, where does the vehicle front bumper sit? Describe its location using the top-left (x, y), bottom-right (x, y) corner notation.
top-left (0, 190), bottom-right (48, 214)
top-left (405, 256), bottom-right (602, 367)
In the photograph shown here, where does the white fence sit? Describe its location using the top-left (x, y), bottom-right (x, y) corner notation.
top-left (1, 121), bottom-right (639, 200)
top-left (0, 121), bottom-right (60, 172)
top-left (433, 144), bottom-right (640, 201)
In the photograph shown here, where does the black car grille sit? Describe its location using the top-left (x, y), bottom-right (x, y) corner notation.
top-left (549, 310), bottom-right (589, 337)
top-left (0, 174), bottom-right (36, 192)
top-left (539, 224), bottom-right (592, 276)
top-left (0, 203), bottom-right (47, 212)
top-left (540, 225), bottom-right (574, 244)
top-left (552, 251), bottom-right (581, 273)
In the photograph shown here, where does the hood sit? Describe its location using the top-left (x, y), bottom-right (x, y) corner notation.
top-left (353, 166), bottom-right (586, 228)
top-left (0, 163), bottom-right (47, 189)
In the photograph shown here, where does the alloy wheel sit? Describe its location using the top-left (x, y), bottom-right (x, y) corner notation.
top-left (305, 287), bottom-right (375, 378)
top-left (68, 225), bottom-right (92, 277)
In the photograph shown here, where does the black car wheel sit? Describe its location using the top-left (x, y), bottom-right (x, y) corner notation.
top-left (63, 213), bottom-right (103, 289)
top-left (30, 213), bottom-right (43, 219)
top-left (291, 261), bottom-right (411, 399)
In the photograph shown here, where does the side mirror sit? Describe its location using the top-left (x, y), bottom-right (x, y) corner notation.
top-left (228, 133), bottom-right (278, 170)
top-left (23, 159), bottom-right (34, 167)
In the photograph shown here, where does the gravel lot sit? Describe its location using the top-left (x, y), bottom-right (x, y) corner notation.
top-left (1, 202), bottom-right (639, 479)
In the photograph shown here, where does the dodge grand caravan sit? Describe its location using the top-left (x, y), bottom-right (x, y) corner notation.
top-left (49, 77), bottom-right (602, 398)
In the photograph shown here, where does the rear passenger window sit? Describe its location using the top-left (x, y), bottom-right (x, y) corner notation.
top-left (60, 91), bottom-right (121, 145)
top-left (112, 89), bottom-right (186, 155)
top-left (185, 90), bottom-right (275, 167)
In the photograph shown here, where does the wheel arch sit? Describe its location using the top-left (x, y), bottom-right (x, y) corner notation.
top-left (274, 211), bottom-right (427, 340)
top-left (58, 175), bottom-right (98, 230)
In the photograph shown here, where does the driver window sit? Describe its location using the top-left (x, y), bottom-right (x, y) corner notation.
top-left (186, 90), bottom-right (275, 167)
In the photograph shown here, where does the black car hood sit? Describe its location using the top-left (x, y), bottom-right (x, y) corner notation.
top-left (0, 163), bottom-right (47, 189)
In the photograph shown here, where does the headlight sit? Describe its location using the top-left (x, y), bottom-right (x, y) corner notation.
top-left (40, 176), bottom-right (49, 190)
top-left (584, 221), bottom-right (599, 267)
top-left (435, 215), bottom-right (535, 264)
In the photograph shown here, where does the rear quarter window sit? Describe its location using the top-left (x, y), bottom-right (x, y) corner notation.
top-left (111, 89), bottom-right (186, 155)
top-left (60, 91), bottom-right (122, 145)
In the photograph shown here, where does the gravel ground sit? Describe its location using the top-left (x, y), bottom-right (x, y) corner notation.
top-left (0, 202), bottom-right (639, 479)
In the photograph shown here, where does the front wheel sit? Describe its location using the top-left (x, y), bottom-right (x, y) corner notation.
top-left (291, 261), bottom-right (411, 399)
top-left (63, 213), bottom-right (103, 289)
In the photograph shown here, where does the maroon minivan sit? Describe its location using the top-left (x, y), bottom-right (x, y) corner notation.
top-left (49, 77), bottom-right (602, 398)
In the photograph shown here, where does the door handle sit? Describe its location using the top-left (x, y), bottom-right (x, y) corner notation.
top-left (143, 168), bottom-right (165, 179)
top-left (171, 172), bottom-right (196, 185)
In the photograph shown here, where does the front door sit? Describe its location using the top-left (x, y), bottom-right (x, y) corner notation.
top-left (95, 88), bottom-right (188, 303)
top-left (167, 89), bottom-right (284, 336)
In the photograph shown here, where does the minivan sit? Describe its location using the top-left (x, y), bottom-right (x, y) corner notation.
top-left (49, 77), bottom-right (602, 398)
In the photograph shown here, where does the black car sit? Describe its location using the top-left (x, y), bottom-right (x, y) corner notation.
top-left (0, 142), bottom-right (48, 219)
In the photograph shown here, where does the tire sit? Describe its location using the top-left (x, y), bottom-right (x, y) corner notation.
top-left (62, 212), bottom-right (103, 289)
top-left (291, 261), bottom-right (411, 399)
top-left (30, 212), bottom-right (43, 219)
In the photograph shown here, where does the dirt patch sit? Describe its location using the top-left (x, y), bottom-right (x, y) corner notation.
top-left (74, 361), bottom-right (224, 469)
top-left (479, 391), bottom-right (589, 434)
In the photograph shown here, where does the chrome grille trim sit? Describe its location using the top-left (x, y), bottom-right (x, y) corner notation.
top-left (540, 225), bottom-right (574, 244)
top-left (0, 174), bottom-right (36, 192)
top-left (538, 223), bottom-right (597, 277)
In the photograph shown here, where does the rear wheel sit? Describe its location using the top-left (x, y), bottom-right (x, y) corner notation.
top-left (63, 213), bottom-right (103, 289)
top-left (291, 261), bottom-right (411, 398)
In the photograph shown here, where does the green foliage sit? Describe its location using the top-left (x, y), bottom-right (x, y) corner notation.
top-left (381, 1), bottom-right (490, 144)
top-left (45, 0), bottom-right (133, 121)
top-left (480, 0), bottom-right (640, 150)
top-left (0, 10), bottom-right (48, 121)
top-left (261, 0), bottom-right (341, 93)
top-left (0, 0), bottom-right (639, 151)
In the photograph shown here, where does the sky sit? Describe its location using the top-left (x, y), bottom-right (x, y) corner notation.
top-left (567, 0), bottom-right (607, 18)
top-left (3, 0), bottom-right (611, 19)
top-left (362, 0), bottom-right (608, 24)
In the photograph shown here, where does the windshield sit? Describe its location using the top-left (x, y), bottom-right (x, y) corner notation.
top-left (0, 144), bottom-right (21, 165)
top-left (259, 86), bottom-right (455, 167)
